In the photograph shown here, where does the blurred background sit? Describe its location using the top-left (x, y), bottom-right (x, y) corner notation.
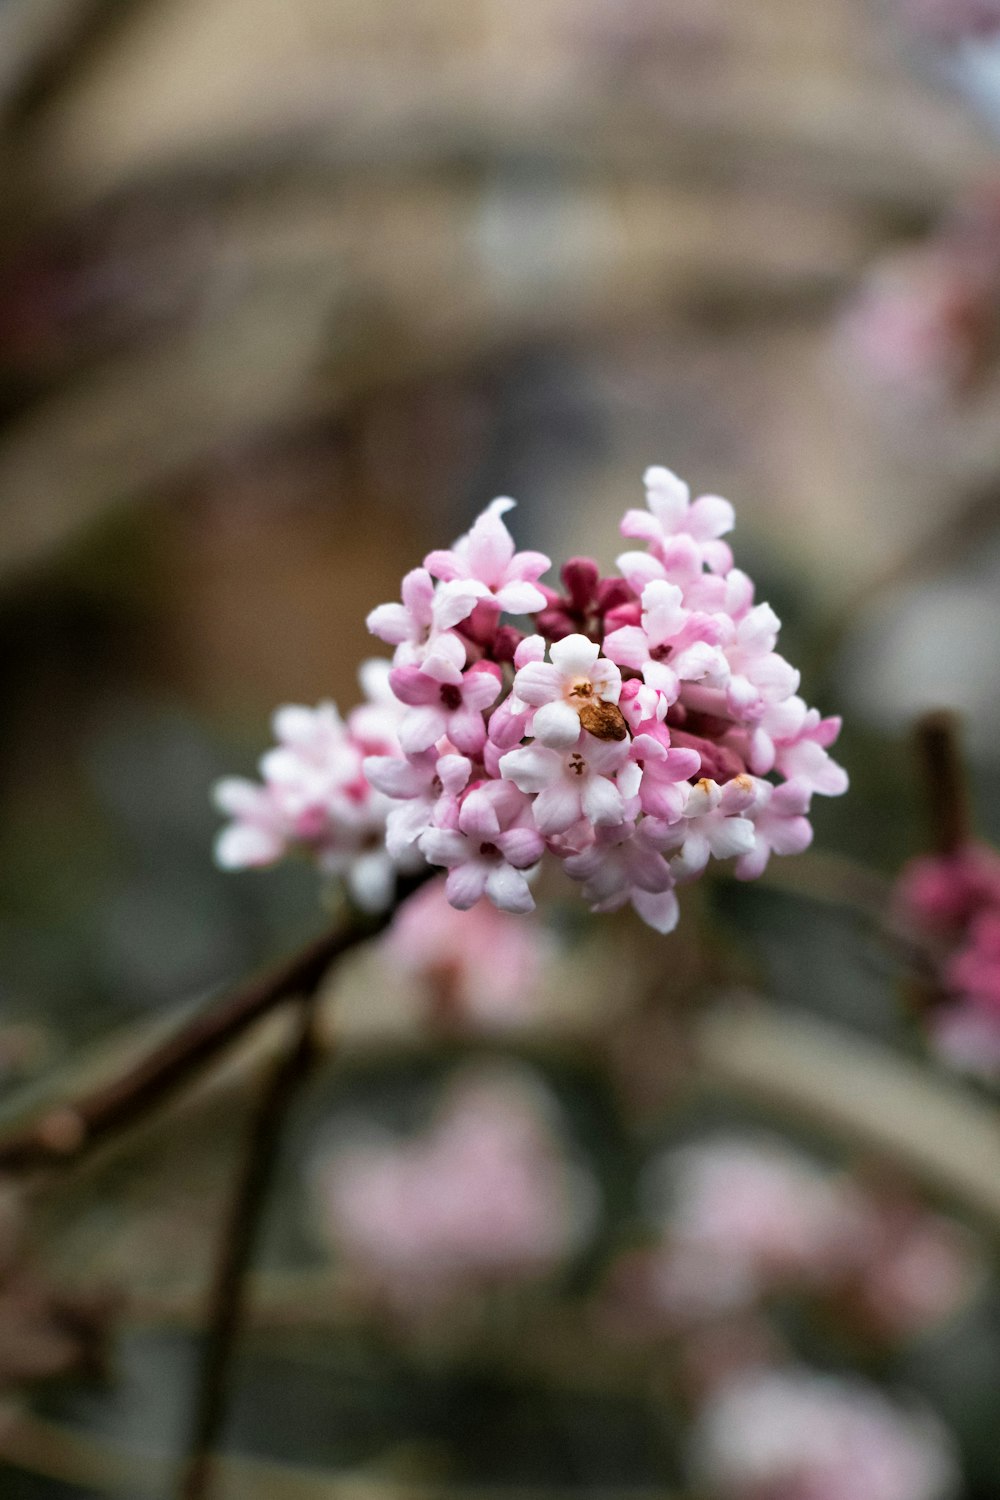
top-left (4, 1), bottom-right (1000, 1496)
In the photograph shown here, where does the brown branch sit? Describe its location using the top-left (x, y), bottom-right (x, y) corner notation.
top-left (913, 710), bottom-right (972, 857)
top-left (177, 990), bottom-right (322, 1500)
top-left (0, 872), bottom-right (427, 1174)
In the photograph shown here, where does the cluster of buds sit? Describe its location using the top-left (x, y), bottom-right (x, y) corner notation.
top-left (896, 843), bottom-right (1000, 1077)
top-left (215, 468), bottom-right (847, 932)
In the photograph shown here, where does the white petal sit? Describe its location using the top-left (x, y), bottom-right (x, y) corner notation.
top-left (215, 824), bottom-right (285, 868)
top-left (549, 633), bottom-right (600, 676)
top-left (485, 863), bottom-right (536, 914)
top-left (499, 744), bottom-right (562, 793)
top-left (531, 699), bottom-right (583, 749)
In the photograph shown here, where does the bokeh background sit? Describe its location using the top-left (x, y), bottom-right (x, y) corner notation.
top-left (4, 1), bottom-right (1000, 1497)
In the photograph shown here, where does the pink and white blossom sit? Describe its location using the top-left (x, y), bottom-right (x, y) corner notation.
top-left (499, 734), bottom-right (637, 837)
top-left (656, 776), bottom-right (758, 880)
top-left (424, 498), bottom-right (551, 615)
top-left (513, 633), bottom-right (622, 749)
top-left (419, 780), bottom-right (544, 913)
top-left (621, 465), bottom-right (735, 574)
top-left (366, 566), bottom-right (486, 664)
top-left (390, 655), bottom-right (502, 757)
top-left (218, 473), bottom-right (846, 931)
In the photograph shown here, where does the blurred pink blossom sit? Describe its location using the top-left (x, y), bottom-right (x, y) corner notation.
top-left (313, 1069), bottom-right (597, 1303)
top-left (385, 876), bottom-right (551, 1027)
top-left (690, 1367), bottom-right (959, 1500)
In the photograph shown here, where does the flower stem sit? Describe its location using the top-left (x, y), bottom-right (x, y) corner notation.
top-left (0, 873), bottom-right (429, 1174)
top-left (913, 710), bottom-right (971, 856)
top-left (176, 991), bottom-right (321, 1500)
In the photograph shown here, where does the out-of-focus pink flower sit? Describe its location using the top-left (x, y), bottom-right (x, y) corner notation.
top-left (844, 188), bottom-right (1000, 400)
top-left (689, 1367), bottom-right (959, 1500)
top-left (385, 877), bottom-right (550, 1027)
top-left (312, 1069), bottom-right (597, 1301)
top-left (896, 843), bottom-right (1000, 1077)
top-left (837, 1187), bottom-right (979, 1340)
top-left (213, 669), bottom-right (410, 911)
top-left (640, 1138), bottom-right (849, 1322)
top-left (627, 1136), bottom-right (978, 1341)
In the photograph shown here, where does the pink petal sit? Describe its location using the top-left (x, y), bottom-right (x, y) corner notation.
top-left (548, 633), bottom-right (599, 676)
top-left (446, 706), bottom-right (488, 756)
top-left (390, 666), bottom-right (442, 707)
top-left (420, 633), bottom-right (467, 685)
top-left (366, 601), bottom-right (413, 645)
top-left (632, 887), bottom-right (680, 933)
top-left (494, 579), bottom-right (549, 614)
top-left (363, 754), bottom-right (429, 798)
top-left (499, 744), bottom-right (562, 794)
top-left (446, 862), bottom-right (490, 909)
top-left (496, 824), bottom-right (546, 868)
top-left (400, 567), bottom-right (436, 622)
top-left (434, 579), bottom-right (490, 631)
top-left (423, 547), bottom-right (466, 582)
top-left (420, 828), bottom-right (468, 867)
top-left (603, 625), bottom-right (649, 671)
top-left (533, 779), bottom-right (583, 835)
top-left (687, 493), bottom-right (735, 540)
top-left (459, 787), bottom-right (501, 839)
top-left (215, 824), bottom-right (285, 868)
top-left (643, 466), bottom-right (690, 527)
top-left (513, 661), bottom-right (564, 706)
top-left (461, 663), bottom-right (504, 711)
top-left (399, 705), bottom-right (449, 754)
top-left (581, 775), bottom-right (625, 827)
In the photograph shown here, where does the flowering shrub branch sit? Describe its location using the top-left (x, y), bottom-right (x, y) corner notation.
top-left (216, 467), bottom-right (848, 934)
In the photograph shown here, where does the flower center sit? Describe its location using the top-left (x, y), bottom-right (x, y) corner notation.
top-left (568, 753), bottom-right (586, 777)
top-left (440, 684), bottom-right (463, 711)
top-left (479, 841), bottom-right (500, 858)
top-left (569, 678), bottom-right (594, 702)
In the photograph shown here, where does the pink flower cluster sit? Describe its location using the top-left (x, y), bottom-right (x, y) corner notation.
top-left (620, 1136), bottom-right (976, 1340)
top-left (689, 1367), bottom-right (959, 1500)
top-left (212, 660), bottom-right (410, 912)
top-left (362, 469), bottom-right (847, 932)
top-left (310, 1068), bottom-right (596, 1305)
top-left (896, 843), bottom-right (1000, 1077)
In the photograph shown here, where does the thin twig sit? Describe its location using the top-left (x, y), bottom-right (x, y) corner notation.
top-left (177, 991), bottom-right (322, 1500)
top-left (913, 710), bottom-right (971, 856)
top-left (0, 873), bottom-right (427, 1174)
